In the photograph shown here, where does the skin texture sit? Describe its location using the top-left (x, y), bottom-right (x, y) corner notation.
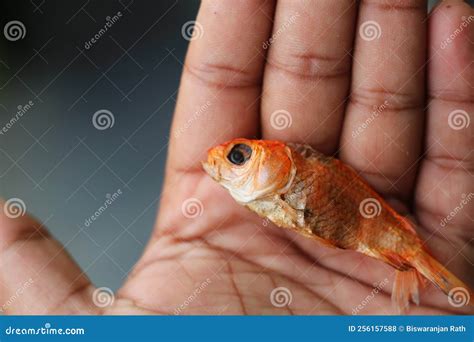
top-left (0, 0), bottom-right (473, 315)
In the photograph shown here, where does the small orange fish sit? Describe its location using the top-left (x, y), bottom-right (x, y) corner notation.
top-left (202, 138), bottom-right (473, 313)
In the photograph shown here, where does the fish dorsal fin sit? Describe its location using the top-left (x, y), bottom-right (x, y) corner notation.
top-left (287, 142), bottom-right (332, 164)
top-left (287, 142), bottom-right (320, 158)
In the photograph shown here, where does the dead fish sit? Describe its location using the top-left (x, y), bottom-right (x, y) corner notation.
top-left (202, 138), bottom-right (473, 313)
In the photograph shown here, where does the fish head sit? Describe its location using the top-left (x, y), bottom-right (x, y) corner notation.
top-left (202, 138), bottom-right (296, 203)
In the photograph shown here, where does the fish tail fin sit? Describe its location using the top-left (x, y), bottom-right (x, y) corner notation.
top-left (409, 249), bottom-right (473, 307)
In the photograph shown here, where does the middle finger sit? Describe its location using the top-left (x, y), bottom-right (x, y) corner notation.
top-left (261, 0), bottom-right (358, 154)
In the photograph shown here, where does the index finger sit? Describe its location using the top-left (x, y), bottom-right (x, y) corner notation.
top-left (167, 0), bottom-right (275, 173)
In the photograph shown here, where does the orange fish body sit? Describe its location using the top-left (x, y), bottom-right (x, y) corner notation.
top-left (203, 138), bottom-right (473, 313)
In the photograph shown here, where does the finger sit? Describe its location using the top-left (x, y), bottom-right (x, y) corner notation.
top-left (261, 0), bottom-right (357, 154)
top-left (167, 0), bottom-right (275, 172)
top-left (0, 201), bottom-right (97, 314)
top-left (414, 1), bottom-right (473, 279)
top-left (339, 0), bottom-right (427, 199)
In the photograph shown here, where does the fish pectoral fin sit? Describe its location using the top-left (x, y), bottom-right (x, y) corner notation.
top-left (246, 195), bottom-right (305, 230)
top-left (276, 196), bottom-right (305, 228)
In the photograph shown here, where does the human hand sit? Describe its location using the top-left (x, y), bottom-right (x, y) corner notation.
top-left (1, 0), bottom-right (472, 315)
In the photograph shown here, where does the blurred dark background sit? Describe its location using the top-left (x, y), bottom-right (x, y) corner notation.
top-left (0, 0), bottom-right (199, 290)
top-left (0, 0), bottom-right (465, 291)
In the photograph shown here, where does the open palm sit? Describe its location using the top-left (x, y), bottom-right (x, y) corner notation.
top-left (1, 0), bottom-right (472, 315)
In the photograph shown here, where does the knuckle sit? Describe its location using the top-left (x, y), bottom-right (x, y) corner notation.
top-left (266, 51), bottom-right (351, 81)
top-left (361, 0), bottom-right (425, 11)
top-left (428, 90), bottom-right (474, 105)
top-left (350, 86), bottom-right (424, 112)
top-left (184, 61), bottom-right (261, 89)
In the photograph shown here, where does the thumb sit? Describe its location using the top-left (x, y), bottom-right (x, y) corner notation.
top-left (0, 199), bottom-right (98, 314)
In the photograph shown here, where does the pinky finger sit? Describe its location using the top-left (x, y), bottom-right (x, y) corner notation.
top-left (415, 1), bottom-right (473, 282)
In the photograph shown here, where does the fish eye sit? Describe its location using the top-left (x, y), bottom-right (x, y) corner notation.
top-left (227, 144), bottom-right (252, 166)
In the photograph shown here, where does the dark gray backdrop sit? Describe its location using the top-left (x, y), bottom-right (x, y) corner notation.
top-left (1, 0), bottom-right (200, 290)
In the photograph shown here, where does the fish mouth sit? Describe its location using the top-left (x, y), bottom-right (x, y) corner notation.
top-left (201, 160), bottom-right (218, 180)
